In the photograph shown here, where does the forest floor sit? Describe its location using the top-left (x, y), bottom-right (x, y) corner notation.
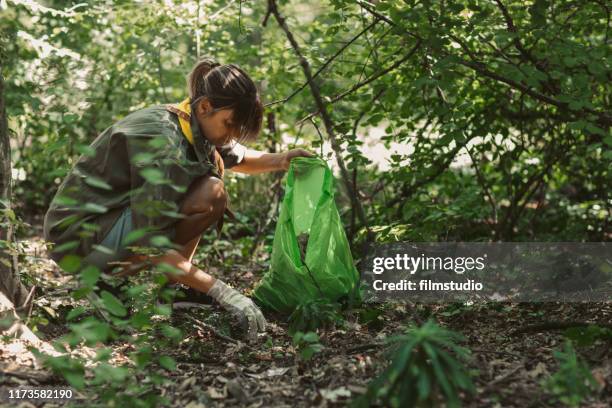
top-left (1, 234), bottom-right (611, 407)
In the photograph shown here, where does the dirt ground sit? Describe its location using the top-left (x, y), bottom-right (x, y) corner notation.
top-left (1, 236), bottom-right (611, 407)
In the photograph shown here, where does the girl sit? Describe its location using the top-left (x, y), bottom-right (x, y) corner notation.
top-left (43, 58), bottom-right (312, 340)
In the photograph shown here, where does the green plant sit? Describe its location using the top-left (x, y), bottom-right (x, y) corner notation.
top-left (563, 325), bottom-right (612, 347)
top-left (288, 298), bottom-right (343, 334)
top-left (30, 261), bottom-right (182, 407)
top-left (292, 331), bottom-right (324, 362)
top-left (544, 341), bottom-right (599, 407)
top-left (354, 320), bottom-right (474, 408)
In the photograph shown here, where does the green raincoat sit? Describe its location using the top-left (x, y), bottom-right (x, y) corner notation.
top-left (43, 104), bottom-right (244, 264)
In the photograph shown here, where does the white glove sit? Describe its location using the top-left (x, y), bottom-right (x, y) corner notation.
top-left (207, 279), bottom-right (266, 342)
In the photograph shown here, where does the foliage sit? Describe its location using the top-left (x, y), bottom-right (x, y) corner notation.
top-left (287, 298), bottom-right (343, 335)
top-left (2, 0), bottom-right (608, 243)
top-left (27, 260), bottom-right (182, 406)
top-left (354, 320), bottom-right (474, 408)
top-left (543, 341), bottom-right (600, 407)
top-left (1, 0), bottom-right (610, 404)
top-left (563, 324), bottom-right (612, 347)
top-left (292, 330), bottom-right (324, 362)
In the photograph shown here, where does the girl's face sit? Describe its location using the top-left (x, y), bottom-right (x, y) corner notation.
top-left (194, 98), bottom-right (239, 147)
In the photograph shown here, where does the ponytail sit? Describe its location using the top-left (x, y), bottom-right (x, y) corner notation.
top-left (187, 57), bottom-right (221, 99)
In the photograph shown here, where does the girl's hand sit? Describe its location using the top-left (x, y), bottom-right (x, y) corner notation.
top-left (207, 279), bottom-right (266, 343)
top-left (280, 148), bottom-right (315, 171)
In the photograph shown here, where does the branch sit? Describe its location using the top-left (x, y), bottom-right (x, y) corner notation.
top-left (267, 0), bottom-right (371, 233)
top-left (186, 315), bottom-right (252, 348)
top-left (264, 17), bottom-right (380, 108)
top-left (388, 136), bottom-right (470, 211)
top-left (297, 40), bottom-right (422, 124)
top-left (359, 2), bottom-right (611, 127)
top-left (348, 88), bottom-right (386, 240)
top-left (356, 0), bottom-right (422, 40)
top-left (454, 57), bottom-right (612, 127)
top-left (494, 0), bottom-right (541, 67)
top-left (465, 147), bottom-right (498, 228)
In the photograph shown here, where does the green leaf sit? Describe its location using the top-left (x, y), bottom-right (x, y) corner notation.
top-left (122, 228), bottom-right (149, 245)
top-left (92, 362), bottom-right (128, 384)
top-left (150, 235), bottom-right (172, 247)
top-left (84, 176), bottom-right (113, 191)
top-left (53, 240), bottom-right (80, 254)
top-left (132, 152), bottom-right (156, 165)
top-left (160, 324), bottom-right (182, 341)
top-left (140, 167), bottom-right (166, 184)
top-left (158, 355), bottom-right (176, 371)
top-left (80, 265), bottom-right (101, 287)
top-left (100, 290), bottom-right (128, 317)
top-left (66, 306), bottom-right (87, 321)
top-left (154, 303), bottom-right (172, 316)
top-left (64, 370), bottom-right (85, 389)
top-left (54, 195), bottom-right (79, 206)
top-left (76, 145), bottom-right (96, 157)
top-left (300, 347), bottom-right (315, 361)
top-left (94, 348), bottom-right (113, 362)
top-left (568, 99), bottom-right (583, 111)
top-left (130, 311), bottom-right (151, 328)
top-left (64, 113), bottom-right (79, 123)
top-left (59, 255), bottom-right (81, 273)
top-left (83, 202), bottom-right (108, 214)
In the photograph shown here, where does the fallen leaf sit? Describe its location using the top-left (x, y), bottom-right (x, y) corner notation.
top-left (245, 366), bottom-right (291, 379)
top-left (207, 386), bottom-right (226, 400)
top-left (320, 386), bottom-right (351, 402)
top-left (528, 362), bottom-right (548, 378)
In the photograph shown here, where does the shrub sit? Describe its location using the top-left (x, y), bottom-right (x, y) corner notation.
top-left (354, 320), bottom-right (474, 408)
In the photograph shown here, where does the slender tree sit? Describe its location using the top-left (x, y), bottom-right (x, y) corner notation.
top-left (0, 70), bottom-right (29, 310)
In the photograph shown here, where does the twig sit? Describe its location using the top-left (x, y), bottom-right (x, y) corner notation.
top-left (185, 314), bottom-right (252, 349)
top-left (356, 0), bottom-right (421, 40)
top-left (309, 118), bottom-right (324, 158)
top-left (452, 56), bottom-right (611, 127)
top-left (261, 7), bottom-right (272, 27)
top-left (387, 133), bottom-right (471, 211)
top-left (1, 370), bottom-right (56, 384)
top-left (494, 0), bottom-right (541, 67)
top-left (346, 341), bottom-right (384, 354)
top-left (264, 17), bottom-right (380, 108)
top-left (465, 147), bottom-right (498, 228)
top-left (297, 40), bottom-right (422, 125)
top-left (237, 0), bottom-right (243, 34)
top-left (482, 363), bottom-right (523, 392)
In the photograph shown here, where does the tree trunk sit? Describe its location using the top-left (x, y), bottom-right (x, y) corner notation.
top-left (0, 71), bottom-right (29, 309)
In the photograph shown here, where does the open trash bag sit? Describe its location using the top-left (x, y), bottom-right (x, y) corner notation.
top-left (253, 157), bottom-right (360, 313)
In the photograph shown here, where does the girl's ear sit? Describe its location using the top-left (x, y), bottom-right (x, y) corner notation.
top-left (198, 97), bottom-right (213, 115)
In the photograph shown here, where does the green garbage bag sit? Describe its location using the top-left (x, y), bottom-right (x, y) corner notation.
top-left (253, 157), bottom-right (360, 313)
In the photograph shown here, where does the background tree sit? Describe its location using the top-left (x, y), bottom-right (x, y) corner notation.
top-left (1, 48), bottom-right (29, 309)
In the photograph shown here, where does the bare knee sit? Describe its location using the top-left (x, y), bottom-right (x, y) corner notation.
top-left (181, 176), bottom-right (227, 218)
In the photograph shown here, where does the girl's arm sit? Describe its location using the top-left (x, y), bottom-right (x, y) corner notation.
top-left (231, 148), bottom-right (313, 174)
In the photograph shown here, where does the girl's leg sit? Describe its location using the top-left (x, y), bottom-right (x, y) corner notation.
top-left (181, 236), bottom-right (201, 263)
top-left (114, 176), bottom-right (226, 278)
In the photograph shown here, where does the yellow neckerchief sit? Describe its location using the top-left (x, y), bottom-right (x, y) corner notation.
top-left (173, 98), bottom-right (194, 145)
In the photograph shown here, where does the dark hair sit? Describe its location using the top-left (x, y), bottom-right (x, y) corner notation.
top-left (187, 57), bottom-right (263, 142)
